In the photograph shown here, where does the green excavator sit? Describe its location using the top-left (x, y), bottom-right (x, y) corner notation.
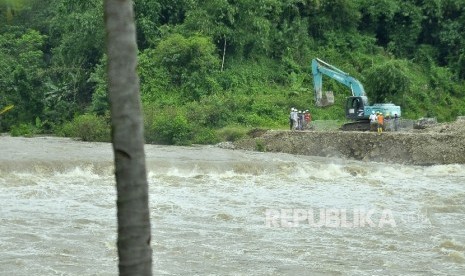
top-left (312, 58), bottom-right (401, 131)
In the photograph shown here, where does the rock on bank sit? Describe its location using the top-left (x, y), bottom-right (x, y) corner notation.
top-left (232, 129), bottom-right (465, 165)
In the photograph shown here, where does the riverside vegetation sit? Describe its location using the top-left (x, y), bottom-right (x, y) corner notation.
top-left (1, 0), bottom-right (465, 145)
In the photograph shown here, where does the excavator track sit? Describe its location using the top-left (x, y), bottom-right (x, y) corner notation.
top-left (340, 120), bottom-right (370, 131)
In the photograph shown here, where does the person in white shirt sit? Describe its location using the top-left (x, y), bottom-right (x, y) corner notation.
top-left (291, 108), bottom-right (298, 130)
top-left (289, 108), bottom-right (297, 130)
top-left (369, 111), bottom-right (377, 132)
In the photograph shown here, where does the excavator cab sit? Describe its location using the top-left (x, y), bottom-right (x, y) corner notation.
top-left (345, 96), bottom-right (366, 120)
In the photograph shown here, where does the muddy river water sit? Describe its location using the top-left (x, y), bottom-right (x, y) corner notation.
top-left (1, 136), bottom-right (464, 275)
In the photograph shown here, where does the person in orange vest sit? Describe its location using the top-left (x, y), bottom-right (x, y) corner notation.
top-left (377, 112), bottom-right (384, 133)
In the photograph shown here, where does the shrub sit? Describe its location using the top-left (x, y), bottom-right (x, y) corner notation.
top-left (216, 126), bottom-right (248, 142)
top-left (147, 111), bottom-right (193, 145)
top-left (192, 128), bottom-right (220, 144)
top-left (60, 113), bottom-right (110, 142)
top-left (10, 123), bottom-right (37, 137)
top-left (255, 139), bottom-right (266, 152)
top-left (185, 95), bottom-right (233, 128)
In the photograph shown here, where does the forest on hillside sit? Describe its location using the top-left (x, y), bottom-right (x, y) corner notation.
top-left (0, 0), bottom-right (464, 144)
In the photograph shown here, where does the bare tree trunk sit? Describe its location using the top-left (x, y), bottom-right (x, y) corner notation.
top-left (104, 0), bottom-right (152, 275)
top-left (221, 36), bottom-right (227, 72)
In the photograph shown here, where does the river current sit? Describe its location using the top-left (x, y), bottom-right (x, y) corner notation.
top-left (1, 136), bottom-right (464, 275)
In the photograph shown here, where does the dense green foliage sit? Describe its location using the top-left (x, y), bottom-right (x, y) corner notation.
top-left (1, 0), bottom-right (464, 144)
top-left (60, 113), bottom-right (110, 142)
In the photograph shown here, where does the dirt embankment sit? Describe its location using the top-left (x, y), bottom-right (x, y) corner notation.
top-left (231, 119), bottom-right (465, 165)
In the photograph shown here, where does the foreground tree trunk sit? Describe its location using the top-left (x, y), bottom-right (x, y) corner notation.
top-left (103, 0), bottom-right (152, 275)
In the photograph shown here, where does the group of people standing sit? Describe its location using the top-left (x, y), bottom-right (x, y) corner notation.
top-left (369, 111), bottom-right (400, 133)
top-left (289, 108), bottom-right (312, 131)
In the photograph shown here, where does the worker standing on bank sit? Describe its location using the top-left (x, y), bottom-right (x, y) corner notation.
top-left (369, 111), bottom-right (377, 132)
top-left (304, 110), bottom-right (311, 130)
top-left (291, 108), bottom-right (298, 130)
top-left (297, 111), bottom-right (304, 130)
top-left (394, 113), bottom-right (399, 131)
top-left (377, 112), bottom-right (384, 133)
top-left (289, 108), bottom-right (295, 130)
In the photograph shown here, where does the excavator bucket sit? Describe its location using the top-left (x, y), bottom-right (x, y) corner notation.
top-left (316, 91), bottom-right (334, 107)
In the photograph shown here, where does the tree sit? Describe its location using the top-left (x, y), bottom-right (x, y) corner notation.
top-left (151, 33), bottom-right (220, 100)
top-left (0, 29), bottom-right (46, 129)
top-left (103, 0), bottom-right (152, 275)
top-left (364, 60), bottom-right (410, 104)
top-left (0, 0), bottom-right (29, 23)
top-left (46, 0), bottom-right (105, 107)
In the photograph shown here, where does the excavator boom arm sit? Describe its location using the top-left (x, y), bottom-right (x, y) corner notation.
top-left (312, 58), bottom-right (366, 106)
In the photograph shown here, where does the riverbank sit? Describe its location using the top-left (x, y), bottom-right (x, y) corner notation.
top-left (231, 119), bottom-right (465, 165)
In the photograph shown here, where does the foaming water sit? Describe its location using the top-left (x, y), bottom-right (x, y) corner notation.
top-left (1, 136), bottom-right (465, 275)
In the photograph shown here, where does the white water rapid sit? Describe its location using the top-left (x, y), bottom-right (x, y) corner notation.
top-left (1, 136), bottom-right (464, 275)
